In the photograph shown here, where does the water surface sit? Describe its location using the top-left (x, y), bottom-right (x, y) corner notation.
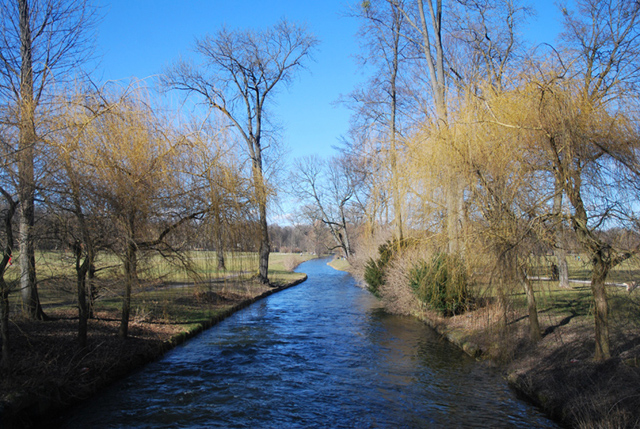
top-left (61, 258), bottom-right (557, 428)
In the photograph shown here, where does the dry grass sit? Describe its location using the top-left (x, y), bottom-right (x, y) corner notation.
top-left (282, 254), bottom-right (304, 271)
top-left (328, 257), bottom-right (350, 271)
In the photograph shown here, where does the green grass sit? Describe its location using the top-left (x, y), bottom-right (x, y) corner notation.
top-left (7, 251), bottom-right (316, 318)
top-left (466, 254), bottom-right (640, 333)
top-left (527, 253), bottom-right (640, 284)
top-left (328, 257), bottom-right (350, 271)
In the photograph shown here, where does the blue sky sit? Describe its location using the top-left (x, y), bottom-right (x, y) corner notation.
top-left (92, 0), bottom-right (566, 162)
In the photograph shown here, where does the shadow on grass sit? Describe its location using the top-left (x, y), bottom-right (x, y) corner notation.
top-left (542, 310), bottom-right (578, 337)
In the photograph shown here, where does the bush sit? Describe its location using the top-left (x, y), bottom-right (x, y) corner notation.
top-left (409, 252), bottom-right (469, 316)
top-left (363, 238), bottom-right (413, 297)
top-left (364, 257), bottom-right (385, 297)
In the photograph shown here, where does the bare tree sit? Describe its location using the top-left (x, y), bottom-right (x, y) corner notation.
top-left (349, 0), bottom-right (416, 241)
top-left (0, 0), bottom-right (96, 319)
top-left (447, 0), bottom-right (530, 90)
top-left (163, 19), bottom-right (318, 284)
top-left (290, 155), bottom-right (362, 258)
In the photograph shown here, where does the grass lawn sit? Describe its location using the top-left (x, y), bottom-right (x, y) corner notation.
top-left (6, 251), bottom-right (317, 317)
top-left (328, 256), bottom-right (350, 271)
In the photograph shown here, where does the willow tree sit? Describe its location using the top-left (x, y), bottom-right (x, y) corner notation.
top-left (543, 0), bottom-right (640, 361)
top-left (386, 0), bottom-right (529, 252)
top-left (453, 81), bottom-right (551, 341)
top-left (0, 0), bottom-right (96, 319)
top-left (524, 76), bottom-right (640, 360)
top-left (187, 120), bottom-right (253, 272)
top-left (478, 0), bottom-right (640, 357)
top-left (45, 86), bottom-right (121, 347)
top-left (82, 89), bottom-right (208, 339)
top-left (163, 19), bottom-right (318, 284)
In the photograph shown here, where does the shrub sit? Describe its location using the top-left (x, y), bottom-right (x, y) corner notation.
top-left (364, 257), bottom-right (385, 297)
top-left (378, 249), bottom-right (421, 315)
top-left (409, 252), bottom-right (469, 316)
top-left (363, 238), bottom-right (412, 297)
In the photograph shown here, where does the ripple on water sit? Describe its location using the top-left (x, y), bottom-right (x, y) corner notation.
top-left (59, 258), bottom-right (558, 429)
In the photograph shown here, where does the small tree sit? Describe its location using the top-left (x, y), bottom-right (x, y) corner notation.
top-left (45, 86), bottom-right (122, 347)
top-left (536, 0), bottom-right (640, 360)
top-left (186, 119), bottom-right (254, 271)
top-left (80, 88), bottom-right (208, 339)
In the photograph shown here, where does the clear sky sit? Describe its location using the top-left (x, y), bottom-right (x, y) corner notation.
top-left (92, 0), bottom-right (567, 162)
top-left (92, 0), bottom-right (363, 161)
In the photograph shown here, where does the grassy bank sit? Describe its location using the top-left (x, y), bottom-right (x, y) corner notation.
top-left (347, 242), bottom-right (640, 428)
top-left (327, 256), bottom-right (350, 272)
top-left (0, 253), bottom-right (315, 428)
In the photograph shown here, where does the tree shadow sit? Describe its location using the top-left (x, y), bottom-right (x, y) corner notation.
top-left (542, 310), bottom-right (578, 337)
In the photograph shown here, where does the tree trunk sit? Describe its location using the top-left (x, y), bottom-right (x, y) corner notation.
top-left (217, 249), bottom-right (226, 271)
top-left (258, 211), bottom-right (270, 284)
top-left (77, 269), bottom-right (88, 347)
top-left (568, 178), bottom-right (612, 360)
top-left (74, 241), bottom-right (90, 348)
top-left (0, 191), bottom-right (17, 369)
top-left (120, 231), bottom-right (137, 339)
top-left (389, 6), bottom-right (403, 242)
top-left (252, 155), bottom-right (270, 285)
top-left (591, 255), bottom-right (611, 361)
top-left (552, 177), bottom-right (570, 288)
top-left (88, 263), bottom-right (96, 319)
top-left (447, 178), bottom-right (464, 254)
top-left (556, 248), bottom-right (570, 288)
top-left (519, 265), bottom-right (541, 342)
top-left (0, 279), bottom-right (9, 369)
top-left (18, 0), bottom-right (45, 320)
top-left (215, 211), bottom-right (226, 271)
top-left (340, 207), bottom-right (352, 258)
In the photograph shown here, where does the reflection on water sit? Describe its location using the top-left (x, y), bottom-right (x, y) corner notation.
top-left (60, 258), bottom-right (558, 428)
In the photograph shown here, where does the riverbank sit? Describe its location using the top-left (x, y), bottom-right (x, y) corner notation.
top-left (0, 273), bottom-right (307, 428)
top-left (332, 255), bottom-right (640, 428)
top-left (413, 294), bottom-right (640, 428)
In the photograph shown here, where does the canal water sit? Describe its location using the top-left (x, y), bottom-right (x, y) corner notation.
top-left (60, 258), bottom-right (557, 428)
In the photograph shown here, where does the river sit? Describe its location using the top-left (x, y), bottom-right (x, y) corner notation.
top-left (60, 258), bottom-right (557, 428)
